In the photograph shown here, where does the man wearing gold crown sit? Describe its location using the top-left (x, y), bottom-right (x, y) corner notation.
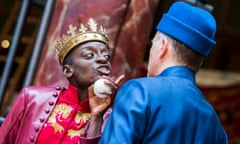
top-left (0, 18), bottom-right (124, 144)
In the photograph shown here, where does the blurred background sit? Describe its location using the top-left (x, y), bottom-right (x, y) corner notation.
top-left (0, 0), bottom-right (239, 143)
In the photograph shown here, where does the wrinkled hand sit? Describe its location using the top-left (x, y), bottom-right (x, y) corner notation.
top-left (88, 75), bottom-right (125, 116)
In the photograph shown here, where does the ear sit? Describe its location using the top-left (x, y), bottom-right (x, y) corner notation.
top-left (63, 65), bottom-right (73, 78)
top-left (158, 37), bottom-right (168, 59)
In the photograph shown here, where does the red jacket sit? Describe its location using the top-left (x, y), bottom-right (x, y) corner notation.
top-left (0, 86), bottom-right (100, 144)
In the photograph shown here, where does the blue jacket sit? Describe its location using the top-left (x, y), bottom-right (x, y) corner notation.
top-left (100, 66), bottom-right (228, 144)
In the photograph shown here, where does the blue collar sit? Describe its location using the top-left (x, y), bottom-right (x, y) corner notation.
top-left (158, 66), bottom-right (196, 84)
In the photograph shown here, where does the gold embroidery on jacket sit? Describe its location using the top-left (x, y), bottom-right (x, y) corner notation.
top-left (48, 103), bottom-right (72, 133)
top-left (67, 111), bottom-right (91, 138)
top-left (75, 111), bottom-right (91, 123)
top-left (47, 103), bottom-right (91, 138)
top-left (68, 129), bottom-right (84, 138)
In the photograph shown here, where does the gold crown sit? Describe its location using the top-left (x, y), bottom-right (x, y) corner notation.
top-left (56, 18), bottom-right (109, 65)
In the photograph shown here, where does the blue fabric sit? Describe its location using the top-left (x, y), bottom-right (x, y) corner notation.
top-left (100, 66), bottom-right (228, 144)
top-left (156, 2), bottom-right (216, 56)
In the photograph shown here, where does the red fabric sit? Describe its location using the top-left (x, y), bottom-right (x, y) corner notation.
top-left (37, 84), bottom-right (91, 144)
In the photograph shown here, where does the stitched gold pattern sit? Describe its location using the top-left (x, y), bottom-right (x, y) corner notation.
top-left (46, 103), bottom-right (91, 139)
top-left (48, 103), bottom-right (73, 133)
top-left (75, 111), bottom-right (91, 123)
top-left (68, 129), bottom-right (84, 138)
top-left (67, 111), bottom-right (91, 138)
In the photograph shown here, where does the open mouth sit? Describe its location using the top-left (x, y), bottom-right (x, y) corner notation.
top-left (97, 66), bottom-right (111, 76)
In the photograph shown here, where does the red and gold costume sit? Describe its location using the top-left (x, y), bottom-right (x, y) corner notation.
top-left (0, 18), bottom-right (109, 144)
top-left (37, 85), bottom-right (91, 144)
top-left (0, 84), bottom-right (100, 144)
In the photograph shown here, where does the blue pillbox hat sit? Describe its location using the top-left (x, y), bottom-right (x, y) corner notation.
top-left (156, 1), bottom-right (216, 56)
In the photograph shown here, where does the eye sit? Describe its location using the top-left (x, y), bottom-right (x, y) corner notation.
top-left (104, 54), bottom-right (111, 61)
top-left (84, 52), bottom-right (94, 59)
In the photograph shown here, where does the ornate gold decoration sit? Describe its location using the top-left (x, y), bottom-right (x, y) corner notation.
top-left (47, 103), bottom-right (73, 133)
top-left (46, 103), bottom-right (91, 138)
top-left (67, 112), bottom-right (91, 138)
top-left (74, 111), bottom-right (91, 123)
top-left (56, 18), bottom-right (109, 65)
top-left (68, 129), bottom-right (84, 138)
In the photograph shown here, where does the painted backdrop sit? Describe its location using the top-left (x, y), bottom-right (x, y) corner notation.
top-left (34, 0), bottom-right (159, 86)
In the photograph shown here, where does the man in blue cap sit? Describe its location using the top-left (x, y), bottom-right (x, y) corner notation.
top-left (100, 1), bottom-right (228, 144)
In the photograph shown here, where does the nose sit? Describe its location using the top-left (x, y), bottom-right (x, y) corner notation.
top-left (96, 54), bottom-right (108, 64)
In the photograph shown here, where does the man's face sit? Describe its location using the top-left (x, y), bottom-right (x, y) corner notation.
top-left (65, 41), bottom-right (111, 88)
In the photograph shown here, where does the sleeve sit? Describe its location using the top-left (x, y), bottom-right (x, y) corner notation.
top-left (0, 88), bottom-right (26, 144)
top-left (79, 136), bottom-right (101, 144)
top-left (79, 121), bottom-right (101, 144)
top-left (99, 80), bottom-right (147, 144)
top-left (79, 108), bottom-right (112, 144)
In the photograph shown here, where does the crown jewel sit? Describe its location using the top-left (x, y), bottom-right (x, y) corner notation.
top-left (56, 18), bottom-right (109, 65)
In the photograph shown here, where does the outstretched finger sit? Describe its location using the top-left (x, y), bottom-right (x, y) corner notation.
top-left (115, 74), bottom-right (125, 86)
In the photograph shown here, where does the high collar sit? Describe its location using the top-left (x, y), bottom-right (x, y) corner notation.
top-left (158, 66), bottom-right (196, 84)
top-left (63, 84), bottom-right (89, 106)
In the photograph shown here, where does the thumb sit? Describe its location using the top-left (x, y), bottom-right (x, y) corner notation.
top-left (88, 85), bottom-right (95, 98)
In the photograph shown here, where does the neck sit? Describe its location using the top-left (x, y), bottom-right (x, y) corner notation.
top-left (77, 88), bottom-right (88, 102)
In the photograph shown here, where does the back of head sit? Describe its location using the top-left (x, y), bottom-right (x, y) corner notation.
top-left (156, 1), bottom-right (216, 56)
